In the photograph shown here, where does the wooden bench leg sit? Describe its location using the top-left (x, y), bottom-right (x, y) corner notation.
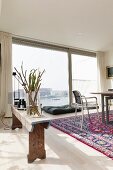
top-left (12, 113), bottom-right (22, 130)
top-left (27, 122), bottom-right (49, 163)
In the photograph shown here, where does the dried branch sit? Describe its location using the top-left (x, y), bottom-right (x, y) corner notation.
top-left (14, 63), bottom-right (45, 113)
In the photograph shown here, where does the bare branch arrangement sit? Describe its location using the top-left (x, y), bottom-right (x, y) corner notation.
top-left (14, 63), bottom-right (45, 116)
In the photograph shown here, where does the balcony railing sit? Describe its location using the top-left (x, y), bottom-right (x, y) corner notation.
top-left (72, 79), bottom-right (97, 96)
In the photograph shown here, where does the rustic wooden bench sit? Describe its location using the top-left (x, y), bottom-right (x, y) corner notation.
top-left (11, 106), bottom-right (75, 163)
top-left (11, 106), bottom-right (50, 163)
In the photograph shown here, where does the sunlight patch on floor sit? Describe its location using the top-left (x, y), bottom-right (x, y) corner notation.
top-left (46, 144), bottom-right (60, 158)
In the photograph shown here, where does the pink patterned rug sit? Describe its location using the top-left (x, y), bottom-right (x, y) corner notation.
top-left (50, 111), bottom-right (113, 159)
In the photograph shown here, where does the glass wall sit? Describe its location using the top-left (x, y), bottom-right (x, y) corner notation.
top-left (12, 42), bottom-right (97, 107)
top-left (72, 54), bottom-right (97, 97)
top-left (12, 44), bottom-right (69, 107)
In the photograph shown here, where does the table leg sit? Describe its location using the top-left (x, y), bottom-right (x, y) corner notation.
top-left (12, 113), bottom-right (22, 130)
top-left (106, 97), bottom-right (109, 124)
top-left (27, 122), bottom-right (49, 163)
top-left (101, 94), bottom-right (105, 123)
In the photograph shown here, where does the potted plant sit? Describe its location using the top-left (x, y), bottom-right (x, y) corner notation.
top-left (14, 63), bottom-right (45, 116)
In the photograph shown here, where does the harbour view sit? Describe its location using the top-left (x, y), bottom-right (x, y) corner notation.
top-left (13, 79), bottom-right (96, 107)
top-left (14, 88), bottom-right (69, 107)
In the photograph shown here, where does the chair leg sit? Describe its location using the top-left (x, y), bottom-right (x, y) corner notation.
top-left (96, 106), bottom-right (100, 121)
top-left (74, 106), bottom-right (78, 125)
top-left (80, 109), bottom-right (84, 130)
top-left (87, 109), bottom-right (91, 122)
top-left (74, 106), bottom-right (84, 130)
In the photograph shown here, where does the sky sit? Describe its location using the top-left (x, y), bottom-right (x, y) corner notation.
top-left (12, 44), bottom-right (68, 91)
top-left (72, 54), bottom-right (97, 80)
top-left (12, 44), bottom-right (97, 91)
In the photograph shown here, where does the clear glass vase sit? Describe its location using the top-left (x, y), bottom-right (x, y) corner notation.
top-left (26, 92), bottom-right (41, 117)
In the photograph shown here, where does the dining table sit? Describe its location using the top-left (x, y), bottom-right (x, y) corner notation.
top-left (91, 91), bottom-right (113, 124)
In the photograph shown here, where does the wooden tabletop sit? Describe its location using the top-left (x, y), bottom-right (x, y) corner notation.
top-left (91, 91), bottom-right (113, 95)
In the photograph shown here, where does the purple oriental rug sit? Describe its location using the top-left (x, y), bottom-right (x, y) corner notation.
top-left (50, 111), bottom-right (113, 159)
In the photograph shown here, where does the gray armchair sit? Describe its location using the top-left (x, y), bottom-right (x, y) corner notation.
top-left (72, 90), bottom-right (99, 129)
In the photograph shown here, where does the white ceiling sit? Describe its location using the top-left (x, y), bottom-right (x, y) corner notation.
top-left (1, 0), bottom-right (113, 52)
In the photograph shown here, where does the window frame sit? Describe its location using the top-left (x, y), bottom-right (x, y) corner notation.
top-left (12, 37), bottom-right (96, 106)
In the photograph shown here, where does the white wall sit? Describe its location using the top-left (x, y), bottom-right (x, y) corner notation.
top-left (104, 49), bottom-right (113, 90)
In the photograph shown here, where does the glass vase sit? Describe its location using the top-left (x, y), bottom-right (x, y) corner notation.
top-left (26, 91), bottom-right (42, 117)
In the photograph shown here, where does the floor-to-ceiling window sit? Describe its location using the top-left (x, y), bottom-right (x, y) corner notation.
top-left (72, 54), bottom-right (97, 97)
top-left (12, 44), bottom-right (69, 107)
top-left (12, 39), bottom-right (97, 107)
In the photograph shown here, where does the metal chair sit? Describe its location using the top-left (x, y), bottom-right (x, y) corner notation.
top-left (72, 90), bottom-right (99, 129)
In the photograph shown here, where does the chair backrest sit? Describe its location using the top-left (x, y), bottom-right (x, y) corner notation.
top-left (72, 90), bottom-right (82, 104)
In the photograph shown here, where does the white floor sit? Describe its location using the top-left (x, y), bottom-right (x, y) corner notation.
top-left (1, 117), bottom-right (113, 170)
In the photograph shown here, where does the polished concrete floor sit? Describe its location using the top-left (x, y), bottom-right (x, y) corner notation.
top-left (0, 117), bottom-right (113, 170)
